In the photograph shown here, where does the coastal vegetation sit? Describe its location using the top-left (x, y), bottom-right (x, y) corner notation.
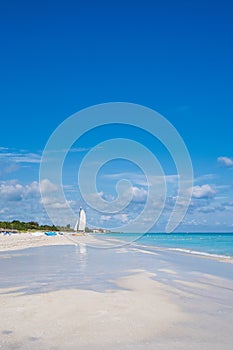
top-left (0, 220), bottom-right (70, 232)
top-left (0, 221), bottom-right (110, 233)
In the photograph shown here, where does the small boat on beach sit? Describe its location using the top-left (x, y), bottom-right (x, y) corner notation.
top-left (74, 208), bottom-right (86, 233)
top-left (44, 231), bottom-right (57, 236)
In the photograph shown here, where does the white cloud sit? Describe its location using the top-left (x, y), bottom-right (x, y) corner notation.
top-left (100, 215), bottom-right (112, 221)
top-left (69, 147), bottom-right (92, 153)
top-left (197, 205), bottom-right (225, 214)
top-left (0, 147), bottom-right (41, 164)
top-left (40, 179), bottom-right (58, 194)
top-left (0, 178), bottom-right (78, 225)
top-left (103, 172), bottom-right (146, 186)
top-left (40, 192), bottom-right (75, 210)
top-left (114, 213), bottom-right (129, 223)
top-left (84, 191), bottom-right (104, 205)
top-left (0, 181), bottom-right (25, 201)
top-left (40, 197), bottom-right (56, 208)
top-left (217, 156), bottom-right (233, 167)
top-left (0, 179), bottom-right (58, 202)
top-left (45, 146), bottom-right (101, 155)
top-left (103, 172), bottom-right (179, 187)
top-left (194, 174), bottom-right (216, 183)
top-left (191, 184), bottom-right (216, 199)
top-left (0, 180), bottom-right (40, 201)
top-left (130, 186), bottom-right (147, 203)
top-left (48, 201), bottom-right (74, 209)
top-left (25, 181), bottom-right (40, 197)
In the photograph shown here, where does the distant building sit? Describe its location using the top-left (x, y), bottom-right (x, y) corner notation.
top-left (92, 228), bottom-right (111, 233)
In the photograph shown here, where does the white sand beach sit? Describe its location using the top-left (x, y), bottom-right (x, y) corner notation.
top-left (0, 272), bottom-right (185, 350)
top-left (0, 234), bottom-right (233, 350)
top-left (0, 232), bottom-right (98, 252)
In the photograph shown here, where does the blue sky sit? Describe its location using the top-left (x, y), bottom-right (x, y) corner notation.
top-left (0, 0), bottom-right (233, 231)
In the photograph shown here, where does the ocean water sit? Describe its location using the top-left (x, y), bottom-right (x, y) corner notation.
top-left (103, 233), bottom-right (233, 258)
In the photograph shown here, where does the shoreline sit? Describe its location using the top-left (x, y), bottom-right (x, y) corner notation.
top-left (1, 232), bottom-right (233, 264)
top-left (131, 243), bottom-right (233, 263)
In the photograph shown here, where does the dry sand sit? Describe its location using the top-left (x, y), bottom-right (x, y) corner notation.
top-left (0, 271), bottom-right (185, 350)
top-left (0, 232), bottom-right (99, 252)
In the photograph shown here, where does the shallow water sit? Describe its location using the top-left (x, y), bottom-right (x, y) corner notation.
top-left (0, 243), bottom-right (232, 295)
top-left (102, 232), bottom-right (233, 258)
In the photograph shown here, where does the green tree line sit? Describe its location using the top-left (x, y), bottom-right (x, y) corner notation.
top-left (0, 220), bottom-right (71, 232)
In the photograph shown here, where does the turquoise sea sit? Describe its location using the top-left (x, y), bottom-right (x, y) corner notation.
top-left (103, 233), bottom-right (233, 259)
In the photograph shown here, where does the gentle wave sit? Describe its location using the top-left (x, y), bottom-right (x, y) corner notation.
top-left (101, 233), bottom-right (233, 260)
top-left (167, 247), bottom-right (232, 260)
